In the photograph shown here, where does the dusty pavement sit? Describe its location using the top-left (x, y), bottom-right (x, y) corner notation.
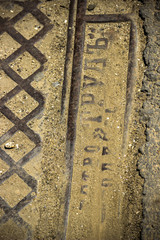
top-left (0, 0), bottom-right (159, 239)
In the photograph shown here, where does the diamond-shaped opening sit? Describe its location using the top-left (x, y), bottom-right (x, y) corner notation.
top-left (0, 158), bottom-right (10, 176)
top-left (0, 32), bottom-right (21, 59)
top-left (5, 90), bottom-right (39, 119)
top-left (19, 202), bottom-right (39, 229)
top-left (0, 219), bottom-right (27, 240)
top-left (2, 130), bottom-right (36, 162)
top-left (9, 51), bottom-right (40, 79)
top-left (0, 173), bottom-right (32, 207)
top-left (23, 155), bottom-right (41, 181)
top-left (0, 3), bottom-right (23, 19)
top-left (14, 13), bottom-right (43, 40)
top-left (0, 70), bottom-right (17, 99)
top-left (0, 113), bottom-right (14, 137)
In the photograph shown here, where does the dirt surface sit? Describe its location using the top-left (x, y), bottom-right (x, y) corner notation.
top-left (138, 0), bottom-right (160, 239)
top-left (0, 0), bottom-right (158, 240)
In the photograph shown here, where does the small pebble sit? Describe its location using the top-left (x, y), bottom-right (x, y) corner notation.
top-left (87, 4), bottom-right (96, 11)
top-left (4, 142), bottom-right (15, 149)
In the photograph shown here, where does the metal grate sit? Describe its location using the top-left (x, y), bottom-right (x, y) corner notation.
top-left (0, 1), bottom-right (53, 238)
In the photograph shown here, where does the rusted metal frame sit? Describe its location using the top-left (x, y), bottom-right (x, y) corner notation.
top-left (64, 3), bottom-right (137, 238)
top-left (64, 1), bottom-right (87, 239)
top-left (123, 20), bottom-right (137, 152)
top-left (61, 0), bottom-right (76, 115)
top-left (0, 160), bottom-right (37, 190)
top-left (0, 66), bottom-right (44, 107)
top-left (0, 193), bottom-right (33, 239)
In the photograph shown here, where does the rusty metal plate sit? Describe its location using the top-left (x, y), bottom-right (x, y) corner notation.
top-left (62, 0), bottom-right (142, 240)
